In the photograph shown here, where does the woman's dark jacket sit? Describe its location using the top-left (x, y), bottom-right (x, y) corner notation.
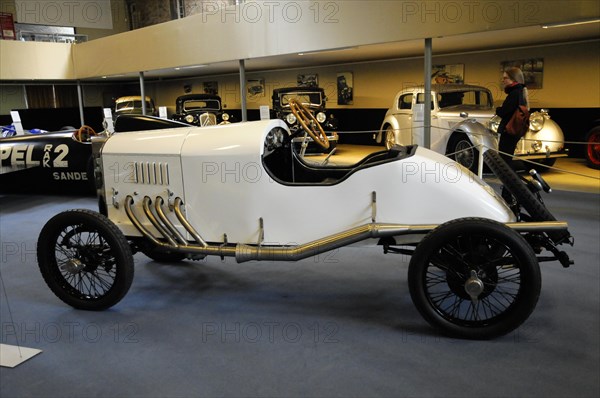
top-left (495, 83), bottom-right (526, 135)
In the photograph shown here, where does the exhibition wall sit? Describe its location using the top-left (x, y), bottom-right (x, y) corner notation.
top-left (1, 39), bottom-right (598, 115)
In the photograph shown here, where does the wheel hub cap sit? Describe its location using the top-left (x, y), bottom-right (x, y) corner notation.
top-left (464, 270), bottom-right (484, 301)
top-left (63, 258), bottom-right (85, 274)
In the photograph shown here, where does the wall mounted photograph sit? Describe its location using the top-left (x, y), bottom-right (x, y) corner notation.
top-left (431, 64), bottom-right (465, 84)
top-left (247, 78), bottom-right (265, 99)
top-left (501, 58), bottom-right (544, 89)
top-left (337, 72), bottom-right (353, 105)
top-left (203, 81), bottom-right (218, 95)
top-left (297, 74), bottom-right (319, 88)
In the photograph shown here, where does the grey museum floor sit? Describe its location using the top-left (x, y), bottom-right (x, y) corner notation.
top-left (0, 157), bottom-right (598, 398)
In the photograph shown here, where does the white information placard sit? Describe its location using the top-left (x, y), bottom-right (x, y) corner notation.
top-left (103, 108), bottom-right (114, 133)
top-left (10, 111), bottom-right (24, 135)
top-left (259, 105), bottom-right (271, 120)
top-left (0, 344), bottom-right (42, 368)
top-left (158, 107), bottom-right (168, 119)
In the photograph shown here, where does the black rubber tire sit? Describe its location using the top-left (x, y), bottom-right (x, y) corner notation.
top-left (585, 126), bottom-right (600, 170)
top-left (483, 149), bottom-right (569, 244)
top-left (408, 218), bottom-right (541, 340)
top-left (447, 133), bottom-right (478, 173)
top-left (37, 209), bottom-right (134, 310)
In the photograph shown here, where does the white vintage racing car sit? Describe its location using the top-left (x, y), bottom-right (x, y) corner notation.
top-left (36, 103), bottom-right (574, 339)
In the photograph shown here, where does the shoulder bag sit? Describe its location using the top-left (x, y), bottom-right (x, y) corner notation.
top-left (505, 89), bottom-right (530, 137)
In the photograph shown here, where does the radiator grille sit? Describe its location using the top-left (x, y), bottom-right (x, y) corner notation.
top-left (199, 113), bottom-right (217, 127)
top-left (133, 161), bottom-right (170, 185)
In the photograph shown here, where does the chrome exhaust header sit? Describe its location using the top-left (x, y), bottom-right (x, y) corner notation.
top-left (124, 195), bottom-right (569, 264)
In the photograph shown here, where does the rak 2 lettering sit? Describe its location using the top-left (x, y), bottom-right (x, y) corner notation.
top-left (1, 143), bottom-right (70, 169)
top-left (0, 143), bottom-right (82, 181)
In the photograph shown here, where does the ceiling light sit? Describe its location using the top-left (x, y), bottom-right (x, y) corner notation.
top-left (175, 64), bottom-right (207, 70)
top-left (297, 46), bottom-right (358, 56)
top-left (541, 18), bottom-right (600, 29)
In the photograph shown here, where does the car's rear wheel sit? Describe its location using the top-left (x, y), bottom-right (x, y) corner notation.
top-left (37, 209), bottom-right (134, 310)
top-left (585, 126), bottom-right (600, 170)
top-left (384, 126), bottom-right (396, 149)
top-left (447, 133), bottom-right (478, 172)
top-left (408, 218), bottom-right (541, 340)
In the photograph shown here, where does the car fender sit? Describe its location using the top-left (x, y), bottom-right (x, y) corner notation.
top-left (376, 114), bottom-right (401, 144)
top-left (450, 119), bottom-right (498, 153)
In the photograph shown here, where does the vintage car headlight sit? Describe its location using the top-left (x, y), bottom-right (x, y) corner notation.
top-left (529, 112), bottom-right (545, 132)
top-left (222, 113), bottom-right (230, 121)
top-left (185, 115), bottom-right (195, 124)
top-left (286, 113), bottom-right (297, 125)
top-left (316, 112), bottom-right (326, 124)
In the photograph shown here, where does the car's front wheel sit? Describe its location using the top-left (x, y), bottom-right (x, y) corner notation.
top-left (447, 133), bottom-right (478, 172)
top-left (37, 209), bottom-right (134, 310)
top-left (408, 218), bottom-right (541, 340)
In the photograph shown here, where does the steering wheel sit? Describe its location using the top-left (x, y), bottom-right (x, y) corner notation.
top-left (288, 98), bottom-right (329, 150)
top-left (75, 125), bottom-right (97, 142)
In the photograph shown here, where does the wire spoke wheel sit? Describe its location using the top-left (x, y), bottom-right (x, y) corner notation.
top-left (384, 127), bottom-right (396, 150)
top-left (409, 218), bottom-right (540, 339)
top-left (37, 209), bottom-right (134, 310)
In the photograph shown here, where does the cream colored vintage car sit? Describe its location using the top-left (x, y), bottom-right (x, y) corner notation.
top-left (36, 107), bottom-right (573, 340)
top-left (375, 84), bottom-right (568, 171)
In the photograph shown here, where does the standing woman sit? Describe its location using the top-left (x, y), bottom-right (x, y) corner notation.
top-left (496, 66), bottom-right (529, 166)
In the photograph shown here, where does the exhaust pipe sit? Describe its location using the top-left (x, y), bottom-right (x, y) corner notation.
top-left (124, 195), bottom-right (433, 263)
top-left (124, 195), bottom-right (569, 264)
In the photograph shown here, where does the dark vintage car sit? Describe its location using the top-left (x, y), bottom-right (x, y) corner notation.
top-left (272, 87), bottom-right (338, 154)
top-left (171, 94), bottom-right (232, 126)
top-left (114, 96), bottom-right (157, 116)
top-left (0, 115), bottom-right (190, 195)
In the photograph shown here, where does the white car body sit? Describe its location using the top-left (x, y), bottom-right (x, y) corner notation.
top-left (37, 117), bottom-right (573, 338)
top-left (100, 119), bottom-right (513, 245)
top-left (375, 85), bottom-right (567, 166)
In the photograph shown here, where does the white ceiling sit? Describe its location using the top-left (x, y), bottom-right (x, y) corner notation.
top-left (94, 21), bottom-right (600, 82)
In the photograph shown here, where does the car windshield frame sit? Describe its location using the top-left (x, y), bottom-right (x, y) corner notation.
top-left (279, 91), bottom-right (323, 108)
top-left (431, 89), bottom-right (494, 110)
top-left (182, 99), bottom-right (221, 112)
top-left (116, 100), bottom-right (154, 111)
